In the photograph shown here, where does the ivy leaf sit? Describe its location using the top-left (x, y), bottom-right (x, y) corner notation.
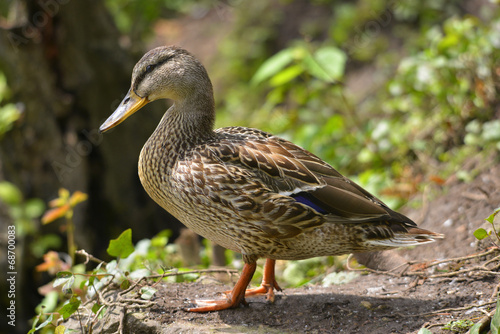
top-left (91, 303), bottom-right (105, 316)
top-left (473, 228), bottom-right (490, 240)
top-left (62, 275), bottom-right (75, 294)
top-left (140, 286), bottom-right (157, 300)
top-left (107, 228), bottom-right (135, 258)
top-left (485, 207), bottom-right (500, 224)
top-left (120, 279), bottom-right (131, 290)
top-left (417, 328), bottom-right (432, 334)
top-left (58, 295), bottom-right (81, 320)
top-left (53, 271), bottom-right (74, 288)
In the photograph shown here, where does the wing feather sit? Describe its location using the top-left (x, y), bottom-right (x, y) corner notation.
top-left (186, 127), bottom-right (417, 238)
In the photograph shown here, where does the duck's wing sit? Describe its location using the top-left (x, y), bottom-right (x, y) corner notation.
top-left (174, 127), bottom-right (441, 243)
top-left (210, 127), bottom-right (407, 225)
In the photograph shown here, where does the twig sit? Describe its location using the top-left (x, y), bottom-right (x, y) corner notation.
top-left (415, 300), bottom-right (497, 317)
top-left (118, 307), bottom-right (126, 334)
top-left (76, 249), bottom-right (108, 266)
top-left (146, 268), bottom-right (238, 278)
top-left (347, 247), bottom-right (500, 279)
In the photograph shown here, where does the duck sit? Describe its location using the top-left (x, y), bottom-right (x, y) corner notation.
top-left (100, 45), bottom-right (443, 312)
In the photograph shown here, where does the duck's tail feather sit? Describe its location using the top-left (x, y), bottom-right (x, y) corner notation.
top-left (367, 227), bottom-right (444, 248)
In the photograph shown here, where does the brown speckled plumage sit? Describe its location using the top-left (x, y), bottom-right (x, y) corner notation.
top-left (100, 46), bottom-right (443, 312)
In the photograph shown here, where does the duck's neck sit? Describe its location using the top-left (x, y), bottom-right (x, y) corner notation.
top-left (148, 89), bottom-right (216, 156)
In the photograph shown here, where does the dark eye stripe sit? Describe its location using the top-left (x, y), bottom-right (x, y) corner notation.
top-left (133, 55), bottom-right (175, 94)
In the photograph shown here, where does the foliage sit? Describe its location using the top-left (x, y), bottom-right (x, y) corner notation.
top-left (467, 297), bottom-right (500, 334)
top-left (417, 328), bottom-right (433, 334)
top-left (474, 207), bottom-right (500, 246)
top-left (442, 319), bottom-right (474, 332)
top-left (41, 189), bottom-right (88, 265)
top-left (31, 223), bottom-right (210, 332)
top-left (215, 1), bottom-right (500, 207)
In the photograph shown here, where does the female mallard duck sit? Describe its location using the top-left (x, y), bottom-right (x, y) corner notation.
top-left (100, 46), bottom-right (442, 312)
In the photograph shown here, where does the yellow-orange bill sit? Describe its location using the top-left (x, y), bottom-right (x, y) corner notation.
top-left (100, 89), bottom-right (149, 132)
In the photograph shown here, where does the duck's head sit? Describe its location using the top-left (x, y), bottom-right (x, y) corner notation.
top-left (100, 46), bottom-right (212, 132)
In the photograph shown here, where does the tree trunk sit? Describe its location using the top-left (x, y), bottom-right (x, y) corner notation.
top-left (0, 1), bottom-right (181, 330)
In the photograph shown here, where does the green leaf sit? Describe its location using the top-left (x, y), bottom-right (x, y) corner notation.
top-left (0, 181), bottom-right (23, 205)
top-left (417, 328), bottom-right (432, 334)
top-left (270, 64), bottom-right (304, 86)
top-left (312, 46), bottom-right (346, 81)
top-left (28, 314), bottom-right (54, 333)
top-left (91, 303), bottom-right (104, 314)
top-left (62, 275), bottom-right (75, 294)
top-left (140, 286), bottom-right (157, 300)
top-left (53, 271), bottom-right (74, 287)
top-left (468, 322), bottom-right (483, 334)
top-left (58, 295), bottom-right (81, 320)
top-left (120, 279), bottom-right (131, 290)
top-left (303, 54), bottom-right (333, 82)
top-left (107, 228), bottom-right (135, 258)
top-left (24, 198), bottom-right (46, 218)
top-left (251, 48), bottom-right (295, 85)
top-left (491, 298), bottom-right (500, 334)
top-left (485, 207), bottom-right (500, 224)
top-left (473, 228), bottom-right (490, 240)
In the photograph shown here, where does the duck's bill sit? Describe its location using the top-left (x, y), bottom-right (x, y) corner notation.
top-left (100, 89), bottom-right (149, 132)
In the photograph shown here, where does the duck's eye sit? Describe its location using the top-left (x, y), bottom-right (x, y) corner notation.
top-left (146, 65), bottom-right (153, 73)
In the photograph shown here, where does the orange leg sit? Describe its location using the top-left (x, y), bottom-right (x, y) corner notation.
top-left (243, 259), bottom-right (282, 302)
top-left (185, 262), bottom-right (257, 312)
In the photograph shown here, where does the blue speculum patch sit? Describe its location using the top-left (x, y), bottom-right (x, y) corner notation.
top-left (291, 192), bottom-right (328, 214)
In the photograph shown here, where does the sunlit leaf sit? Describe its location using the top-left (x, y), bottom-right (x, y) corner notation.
top-left (28, 314), bottom-right (54, 333)
top-left (62, 275), bottom-right (75, 294)
top-left (54, 325), bottom-right (66, 334)
top-left (69, 191), bottom-right (88, 208)
top-left (53, 271), bottom-right (74, 287)
top-left (140, 286), bottom-right (157, 300)
top-left (312, 46), bottom-right (346, 81)
top-left (36, 251), bottom-right (67, 274)
top-left (485, 208), bottom-right (500, 224)
top-left (251, 48), bottom-right (295, 85)
top-left (270, 64), bottom-right (303, 86)
top-left (0, 181), bottom-right (22, 205)
top-left (107, 228), bottom-right (135, 258)
top-left (58, 295), bottom-right (81, 320)
top-left (58, 188), bottom-right (70, 201)
top-left (417, 328), bottom-right (432, 334)
top-left (473, 228), bottom-right (490, 240)
top-left (42, 205), bottom-right (70, 224)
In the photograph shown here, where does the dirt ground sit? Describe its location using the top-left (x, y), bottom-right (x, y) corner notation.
top-left (66, 161), bottom-right (500, 334)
